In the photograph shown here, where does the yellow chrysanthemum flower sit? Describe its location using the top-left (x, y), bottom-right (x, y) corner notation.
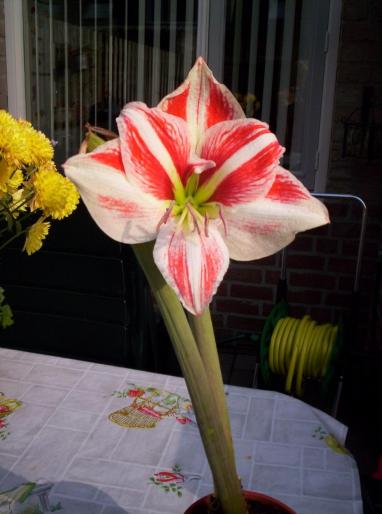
top-left (38, 160), bottom-right (57, 173)
top-left (10, 188), bottom-right (28, 217)
top-left (0, 110), bottom-right (78, 261)
top-left (0, 111), bottom-right (31, 168)
top-left (0, 158), bottom-right (11, 192)
top-left (0, 110), bottom-right (54, 170)
top-left (23, 218), bottom-right (50, 255)
top-left (17, 119), bottom-right (54, 164)
top-left (32, 167), bottom-right (80, 219)
top-left (7, 169), bottom-right (24, 192)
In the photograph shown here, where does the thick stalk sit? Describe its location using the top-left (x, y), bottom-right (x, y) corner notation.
top-left (133, 242), bottom-right (248, 514)
top-left (188, 309), bottom-right (234, 448)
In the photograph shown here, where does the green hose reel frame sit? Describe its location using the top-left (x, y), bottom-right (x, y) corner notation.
top-left (260, 301), bottom-right (344, 396)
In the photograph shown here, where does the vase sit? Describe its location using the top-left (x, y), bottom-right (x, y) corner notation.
top-left (184, 490), bottom-right (296, 514)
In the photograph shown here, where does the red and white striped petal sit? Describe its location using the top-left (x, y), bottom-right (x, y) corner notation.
top-left (63, 139), bottom-right (166, 244)
top-left (195, 119), bottom-right (284, 206)
top-left (158, 57), bottom-right (245, 148)
top-left (117, 102), bottom-right (192, 199)
top-left (222, 167), bottom-right (329, 261)
top-left (153, 220), bottom-right (230, 315)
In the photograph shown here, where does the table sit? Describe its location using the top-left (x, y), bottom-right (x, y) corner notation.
top-left (0, 347), bottom-right (363, 514)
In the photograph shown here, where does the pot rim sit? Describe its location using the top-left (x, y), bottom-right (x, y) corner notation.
top-left (184, 490), bottom-right (297, 514)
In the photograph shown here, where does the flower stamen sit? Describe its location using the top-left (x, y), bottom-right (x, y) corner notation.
top-left (186, 203), bottom-right (201, 235)
top-left (204, 212), bottom-right (209, 237)
top-left (157, 200), bottom-right (175, 231)
top-left (176, 207), bottom-right (188, 232)
top-left (218, 204), bottom-right (228, 236)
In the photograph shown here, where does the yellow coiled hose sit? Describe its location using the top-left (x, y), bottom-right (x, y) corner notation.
top-left (268, 315), bottom-right (338, 396)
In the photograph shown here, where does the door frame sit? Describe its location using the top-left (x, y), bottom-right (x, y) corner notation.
top-left (314, 0), bottom-right (342, 191)
top-left (4, 0), bottom-right (26, 118)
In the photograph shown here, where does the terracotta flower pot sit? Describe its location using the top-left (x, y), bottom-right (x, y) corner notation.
top-left (184, 490), bottom-right (296, 514)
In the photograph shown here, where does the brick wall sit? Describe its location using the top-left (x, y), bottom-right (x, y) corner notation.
top-left (0, 0), bottom-right (6, 109)
top-left (211, 198), bottom-right (379, 350)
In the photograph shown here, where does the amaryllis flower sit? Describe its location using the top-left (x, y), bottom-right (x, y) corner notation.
top-left (64, 58), bottom-right (329, 316)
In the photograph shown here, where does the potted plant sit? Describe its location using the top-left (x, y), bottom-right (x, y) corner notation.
top-left (63, 58), bottom-right (329, 514)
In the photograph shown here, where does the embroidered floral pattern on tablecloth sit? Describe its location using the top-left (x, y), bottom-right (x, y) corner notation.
top-left (0, 392), bottom-right (22, 441)
top-left (109, 384), bottom-right (193, 429)
top-left (148, 464), bottom-right (201, 496)
top-left (149, 464), bottom-right (185, 496)
top-left (312, 425), bottom-right (348, 454)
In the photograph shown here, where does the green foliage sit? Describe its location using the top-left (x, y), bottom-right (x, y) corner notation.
top-left (86, 131), bottom-right (106, 152)
top-left (0, 287), bottom-right (13, 328)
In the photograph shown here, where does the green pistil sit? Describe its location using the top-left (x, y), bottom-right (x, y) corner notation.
top-left (173, 186), bottom-right (186, 205)
top-left (171, 201), bottom-right (219, 235)
top-left (168, 176), bottom-right (221, 235)
top-left (185, 174), bottom-right (199, 197)
top-left (198, 202), bottom-right (220, 218)
top-left (173, 199), bottom-right (218, 220)
top-left (193, 178), bottom-right (219, 205)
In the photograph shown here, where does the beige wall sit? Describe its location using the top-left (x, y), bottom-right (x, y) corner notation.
top-left (0, 0), bottom-right (7, 109)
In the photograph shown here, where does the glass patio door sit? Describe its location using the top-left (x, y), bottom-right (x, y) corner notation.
top-left (23, 0), bottom-right (331, 187)
top-left (210, 0), bottom-right (331, 187)
top-left (23, 0), bottom-right (198, 165)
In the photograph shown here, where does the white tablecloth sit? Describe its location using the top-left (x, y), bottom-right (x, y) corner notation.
top-left (0, 347), bottom-right (363, 514)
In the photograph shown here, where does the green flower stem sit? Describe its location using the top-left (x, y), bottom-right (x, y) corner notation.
top-left (0, 198), bottom-right (13, 216)
top-left (0, 191), bottom-right (33, 219)
top-left (0, 228), bottom-right (27, 252)
top-left (9, 191), bottom-right (34, 214)
top-left (188, 308), bottom-right (234, 449)
top-left (0, 212), bottom-right (34, 237)
top-left (133, 242), bottom-right (248, 514)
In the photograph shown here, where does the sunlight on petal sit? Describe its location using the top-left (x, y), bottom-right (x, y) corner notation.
top-left (195, 119), bottom-right (283, 205)
top-left (153, 220), bottom-right (229, 315)
top-left (223, 167), bottom-right (329, 261)
top-left (117, 102), bottom-right (191, 200)
top-left (158, 57), bottom-right (245, 148)
top-left (64, 140), bottom-right (166, 244)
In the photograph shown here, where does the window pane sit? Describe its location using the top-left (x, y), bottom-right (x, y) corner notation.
top-left (223, 0), bottom-right (330, 186)
top-left (24, 0), bottom-right (198, 165)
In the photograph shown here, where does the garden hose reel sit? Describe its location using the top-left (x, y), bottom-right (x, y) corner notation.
top-left (260, 301), bottom-right (343, 397)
